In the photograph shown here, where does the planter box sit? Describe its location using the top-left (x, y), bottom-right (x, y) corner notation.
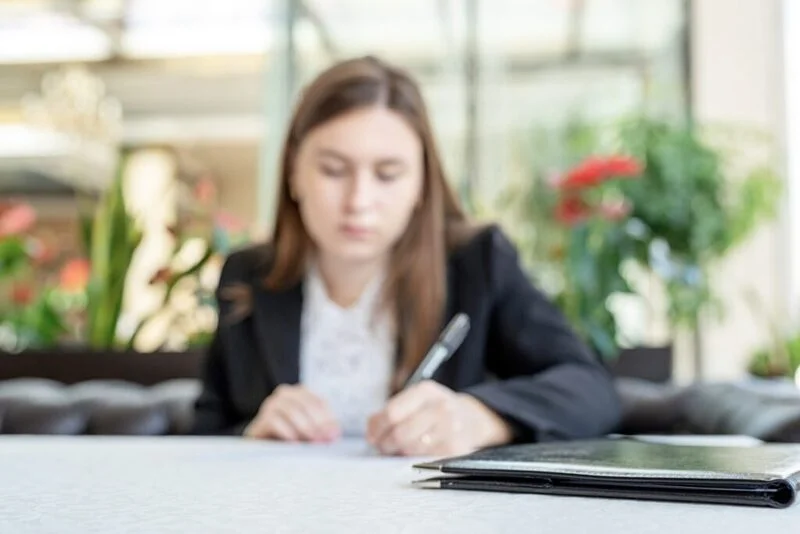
top-left (0, 347), bottom-right (206, 386)
top-left (608, 345), bottom-right (673, 384)
top-left (2, 344), bottom-right (675, 387)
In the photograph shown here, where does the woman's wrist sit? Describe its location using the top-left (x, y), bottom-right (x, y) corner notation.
top-left (457, 393), bottom-right (514, 448)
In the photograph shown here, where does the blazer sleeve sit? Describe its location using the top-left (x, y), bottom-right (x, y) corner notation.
top-left (191, 331), bottom-right (242, 435)
top-left (464, 227), bottom-right (622, 442)
top-left (190, 256), bottom-right (250, 436)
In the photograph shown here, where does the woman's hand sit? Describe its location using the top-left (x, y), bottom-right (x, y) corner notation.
top-left (366, 380), bottom-right (513, 456)
top-left (243, 384), bottom-right (341, 443)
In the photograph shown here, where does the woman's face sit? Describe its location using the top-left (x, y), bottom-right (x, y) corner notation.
top-left (291, 106), bottom-right (424, 266)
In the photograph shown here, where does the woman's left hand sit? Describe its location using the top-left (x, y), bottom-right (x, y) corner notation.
top-left (366, 380), bottom-right (513, 456)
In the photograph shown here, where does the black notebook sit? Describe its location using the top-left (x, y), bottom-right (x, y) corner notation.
top-left (412, 438), bottom-right (800, 508)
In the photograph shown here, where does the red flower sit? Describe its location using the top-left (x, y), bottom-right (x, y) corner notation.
top-left (557, 155), bottom-right (642, 190)
top-left (555, 196), bottom-right (592, 225)
top-left (0, 202), bottom-right (36, 237)
top-left (59, 259), bottom-right (91, 293)
top-left (10, 283), bottom-right (34, 305)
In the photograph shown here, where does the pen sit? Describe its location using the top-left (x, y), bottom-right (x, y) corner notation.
top-left (403, 312), bottom-right (471, 388)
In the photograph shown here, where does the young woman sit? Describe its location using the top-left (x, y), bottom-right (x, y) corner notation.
top-left (191, 56), bottom-right (621, 456)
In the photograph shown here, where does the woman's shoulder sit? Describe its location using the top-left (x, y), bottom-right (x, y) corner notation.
top-left (447, 222), bottom-right (520, 268)
top-left (446, 222), bottom-right (526, 296)
top-left (218, 242), bottom-right (275, 287)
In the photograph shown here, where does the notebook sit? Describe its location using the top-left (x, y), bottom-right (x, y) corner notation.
top-left (412, 437), bottom-right (800, 508)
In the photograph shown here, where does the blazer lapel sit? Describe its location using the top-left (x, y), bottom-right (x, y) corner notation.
top-left (251, 282), bottom-right (303, 386)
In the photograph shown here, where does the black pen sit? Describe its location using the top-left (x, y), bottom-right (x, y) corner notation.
top-left (403, 313), bottom-right (471, 388)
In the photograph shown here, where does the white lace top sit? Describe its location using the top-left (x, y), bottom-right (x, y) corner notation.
top-left (298, 264), bottom-right (396, 437)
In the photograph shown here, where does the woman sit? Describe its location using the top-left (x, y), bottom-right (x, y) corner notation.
top-left (192, 56), bottom-right (621, 456)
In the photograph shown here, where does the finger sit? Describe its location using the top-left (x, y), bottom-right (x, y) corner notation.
top-left (368, 381), bottom-right (441, 444)
top-left (289, 389), bottom-right (341, 439)
top-left (244, 410), bottom-right (298, 441)
top-left (273, 399), bottom-right (321, 441)
top-left (378, 404), bottom-right (440, 456)
top-left (264, 412), bottom-right (300, 442)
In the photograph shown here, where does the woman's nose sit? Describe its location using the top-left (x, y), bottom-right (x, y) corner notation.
top-left (344, 173), bottom-right (375, 212)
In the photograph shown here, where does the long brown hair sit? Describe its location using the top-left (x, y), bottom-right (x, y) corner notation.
top-left (266, 56), bottom-right (473, 387)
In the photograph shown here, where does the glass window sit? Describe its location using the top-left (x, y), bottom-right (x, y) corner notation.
top-left (292, 0), bottom-right (689, 203)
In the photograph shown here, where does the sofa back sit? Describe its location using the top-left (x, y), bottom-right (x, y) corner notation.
top-left (0, 349), bottom-right (204, 435)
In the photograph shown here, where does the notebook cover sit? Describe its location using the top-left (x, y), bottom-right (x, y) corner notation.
top-left (412, 438), bottom-right (800, 508)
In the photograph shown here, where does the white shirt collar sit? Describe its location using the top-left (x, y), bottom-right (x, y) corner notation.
top-left (303, 260), bottom-right (387, 322)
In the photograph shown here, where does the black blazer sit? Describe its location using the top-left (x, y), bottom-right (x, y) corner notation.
top-left (191, 225), bottom-right (622, 442)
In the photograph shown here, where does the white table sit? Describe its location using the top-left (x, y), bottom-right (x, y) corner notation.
top-left (0, 436), bottom-right (797, 533)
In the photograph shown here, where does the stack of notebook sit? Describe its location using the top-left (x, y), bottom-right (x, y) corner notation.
top-left (413, 436), bottom-right (800, 508)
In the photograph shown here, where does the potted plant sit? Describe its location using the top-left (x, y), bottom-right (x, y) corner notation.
top-left (0, 158), bottom-right (250, 385)
top-left (745, 289), bottom-right (800, 385)
top-left (0, 201), bottom-right (68, 352)
top-left (493, 116), bottom-right (780, 379)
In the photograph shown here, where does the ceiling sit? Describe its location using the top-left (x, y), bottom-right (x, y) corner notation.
top-left (0, 0), bottom-right (687, 198)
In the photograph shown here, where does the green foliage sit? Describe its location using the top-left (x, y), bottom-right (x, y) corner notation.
top-left (745, 289), bottom-right (800, 379)
top-left (615, 118), bottom-right (781, 327)
top-left (81, 152), bottom-right (143, 349)
top-left (0, 290), bottom-right (66, 351)
top-left (554, 219), bottom-right (638, 358)
top-left (748, 338), bottom-right (800, 379)
top-left (496, 115), bottom-right (781, 359)
top-left (0, 237), bottom-right (28, 279)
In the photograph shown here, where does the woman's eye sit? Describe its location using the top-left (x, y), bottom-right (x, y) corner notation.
top-left (377, 171), bottom-right (401, 182)
top-left (321, 165), bottom-right (347, 177)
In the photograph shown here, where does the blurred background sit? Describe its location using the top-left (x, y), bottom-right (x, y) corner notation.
top-left (0, 0), bottom-right (796, 387)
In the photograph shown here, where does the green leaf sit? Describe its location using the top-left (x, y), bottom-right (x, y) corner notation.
top-left (0, 237), bottom-right (28, 278)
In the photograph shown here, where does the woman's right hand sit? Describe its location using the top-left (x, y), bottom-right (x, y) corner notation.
top-left (243, 384), bottom-right (341, 442)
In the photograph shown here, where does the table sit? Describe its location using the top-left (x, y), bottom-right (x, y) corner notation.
top-left (0, 436), bottom-right (797, 533)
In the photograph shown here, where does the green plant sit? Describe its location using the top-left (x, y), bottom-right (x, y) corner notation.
top-left (745, 289), bottom-right (800, 379)
top-left (0, 202), bottom-right (37, 279)
top-left (0, 290), bottom-right (66, 352)
top-left (0, 202), bottom-right (69, 351)
top-left (614, 117), bottom-right (781, 328)
top-left (0, 238), bottom-right (28, 279)
top-left (498, 116), bottom-right (781, 359)
top-left (749, 337), bottom-right (800, 379)
top-left (79, 152), bottom-right (143, 349)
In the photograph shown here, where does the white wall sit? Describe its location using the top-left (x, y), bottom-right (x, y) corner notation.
top-left (783, 0), bottom-right (800, 326)
top-left (686, 0), bottom-right (787, 381)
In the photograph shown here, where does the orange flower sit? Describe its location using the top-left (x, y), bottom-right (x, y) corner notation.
top-left (0, 202), bottom-right (36, 237)
top-left (59, 259), bottom-right (91, 293)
